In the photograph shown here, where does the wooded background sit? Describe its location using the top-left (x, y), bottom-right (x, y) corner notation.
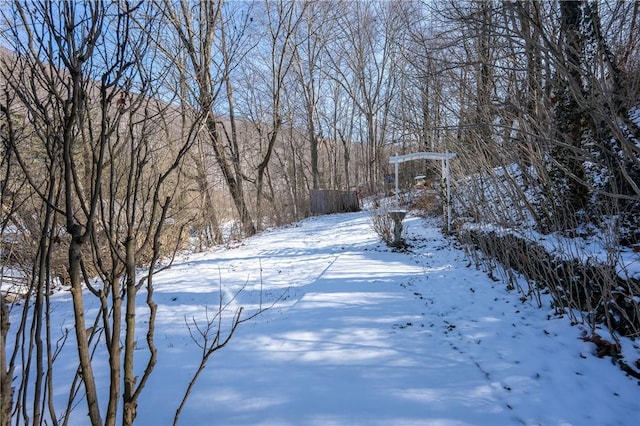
top-left (1, 1), bottom-right (638, 425)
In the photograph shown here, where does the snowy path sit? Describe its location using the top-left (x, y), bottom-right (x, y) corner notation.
top-left (26, 211), bottom-right (639, 425)
top-left (134, 211), bottom-right (640, 425)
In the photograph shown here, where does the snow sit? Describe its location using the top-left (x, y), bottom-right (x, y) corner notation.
top-left (630, 105), bottom-right (640, 150)
top-left (461, 221), bottom-right (640, 281)
top-left (6, 211), bottom-right (640, 425)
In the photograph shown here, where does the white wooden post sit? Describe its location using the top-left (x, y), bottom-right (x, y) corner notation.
top-left (394, 160), bottom-right (399, 205)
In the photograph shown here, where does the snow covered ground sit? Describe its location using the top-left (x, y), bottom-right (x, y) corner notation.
top-left (7, 211), bottom-right (640, 425)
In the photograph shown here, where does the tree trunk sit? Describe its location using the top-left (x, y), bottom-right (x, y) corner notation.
top-left (122, 236), bottom-right (137, 426)
top-left (68, 228), bottom-right (102, 426)
top-left (556, 0), bottom-right (589, 213)
top-left (0, 293), bottom-right (12, 426)
top-left (256, 121), bottom-right (281, 232)
top-left (476, 0), bottom-right (493, 149)
top-left (205, 116), bottom-right (256, 236)
top-left (104, 289), bottom-right (121, 426)
top-left (309, 108), bottom-right (319, 190)
top-left (220, 14), bottom-right (256, 237)
top-left (193, 150), bottom-right (223, 247)
top-left (31, 187), bottom-right (58, 426)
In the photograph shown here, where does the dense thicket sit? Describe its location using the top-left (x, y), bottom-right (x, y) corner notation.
top-left (0, 1), bottom-right (638, 424)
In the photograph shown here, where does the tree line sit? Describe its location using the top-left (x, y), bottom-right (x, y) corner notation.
top-left (0, 1), bottom-right (638, 425)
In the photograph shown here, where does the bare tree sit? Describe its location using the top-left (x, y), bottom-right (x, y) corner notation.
top-left (0, 291), bottom-right (9, 426)
top-left (291, 0), bottom-right (337, 191)
top-left (1, 2), bottom-right (195, 425)
top-left (325, 0), bottom-right (399, 194)
top-left (172, 277), bottom-right (276, 426)
top-left (1, 3), bottom-right (108, 422)
top-left (428, 0), bottom-right (639, 339)
top-left (0, 80), bottom-right (22, 426)
top-left (160, 0), bottom-right (256, 237)
top-left (240, 0), bottom-right (306, 230)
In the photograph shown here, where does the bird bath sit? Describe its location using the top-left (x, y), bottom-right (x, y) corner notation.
top-left (387, 210), bottom-right (406, 247)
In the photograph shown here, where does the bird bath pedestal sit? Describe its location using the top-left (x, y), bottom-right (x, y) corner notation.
top-left (388, 211), bottom-right (406, 247)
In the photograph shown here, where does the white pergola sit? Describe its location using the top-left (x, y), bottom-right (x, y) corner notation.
top-left (388, 152), bottom-right (457, 232)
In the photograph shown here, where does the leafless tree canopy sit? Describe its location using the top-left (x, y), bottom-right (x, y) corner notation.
top-left (1, 0), bottom-right (638, 425)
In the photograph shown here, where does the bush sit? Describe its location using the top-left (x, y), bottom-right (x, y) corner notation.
top-left (369, 206), bottom-right (394, 246)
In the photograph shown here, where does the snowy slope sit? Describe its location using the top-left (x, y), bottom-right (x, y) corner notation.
top-left (8, 211), bottom-right (640, 425)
